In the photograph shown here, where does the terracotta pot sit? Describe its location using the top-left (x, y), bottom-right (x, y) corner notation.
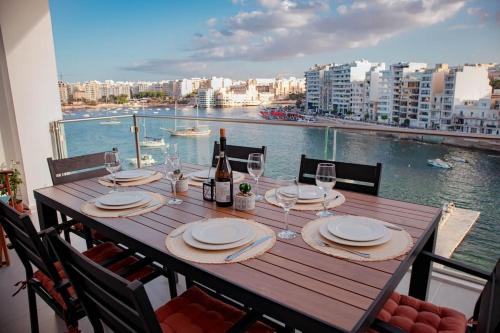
top-left (234, 192), bottom-right (255, 211)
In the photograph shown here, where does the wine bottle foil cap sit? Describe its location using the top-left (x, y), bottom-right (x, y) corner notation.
top-left (220, 128), bottom-right (226, 137)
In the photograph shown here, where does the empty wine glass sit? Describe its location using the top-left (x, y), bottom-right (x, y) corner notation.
top-left (165, 143), bottom-right (178, 159)
top-left (165, 154), bottom-right (182, 205)
top-left (247, 153), bottom-right (265, 201)
top-left (104, 151), bottom-right (120, 193)
top-left (275, 176), bottom-right (299, 239)
top-left (315, 163), bottom-right (336, 217)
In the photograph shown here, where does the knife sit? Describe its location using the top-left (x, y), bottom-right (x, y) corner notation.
top-left (224, 235), bottom-right (273, 262)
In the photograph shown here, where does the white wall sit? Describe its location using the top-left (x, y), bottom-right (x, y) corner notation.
top-left (0, 0), bottom-right (62, 206)
top-left (454, 66), bottom-right (492, 104)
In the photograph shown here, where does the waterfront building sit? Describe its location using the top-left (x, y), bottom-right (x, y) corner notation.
top-left (362, 63), bottom-right (387, 121)
top-left (57, 81), bottom-right (69, 104)
top-left (210, 77), bottom-right (232, 90)
top-left (84, 80), bottom-right (101, 101)
top-left (452, 98), bottom-right (499, 135)
top-left (305, 64), bottom-right (333, 112)
top-left (131, 81), bottom-right (150, 96)
top-left (215, 82), bottom-right (259, 107)
top-left (198, 88), bottom-right (215, 108)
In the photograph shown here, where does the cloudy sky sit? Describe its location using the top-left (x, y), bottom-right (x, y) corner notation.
top-left (50, 0), bottom-right (500, 81)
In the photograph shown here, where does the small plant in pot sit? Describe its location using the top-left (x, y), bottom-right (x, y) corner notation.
top-left (0, 161), bottom-right (26, 212)
top-left (175, 172), bottom-right (189, 193)
top-left (234, 183), bottom-right (255, 211)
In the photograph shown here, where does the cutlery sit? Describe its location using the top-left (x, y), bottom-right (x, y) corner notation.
top-left (315, 238), bottom-right (371, 258)
top-left (384, 224), bottom-right (403, 231)
top-left (118, 200), bottom-right (161, 217)
top-left (225, 235), bottom-right (273, 262)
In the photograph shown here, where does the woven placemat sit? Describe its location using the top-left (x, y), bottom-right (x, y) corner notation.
top-left (165, 219), bottom-right (276, 264)
top-left (81, 192), bottom-right (166, 218)
top-left (302, 217), bottom-right (413, 262)
top-left (264, 188), bottom-right (345, 211)
top-left (98, 172), bottom-right (163, 187)
top-left (188, 172), bottom-right (246, 188)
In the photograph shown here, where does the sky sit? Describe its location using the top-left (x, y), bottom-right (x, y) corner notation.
top-left (49, 0), bottom-right (500, 82)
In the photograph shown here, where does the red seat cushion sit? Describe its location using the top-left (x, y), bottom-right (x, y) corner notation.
top-left (371, 292), bottom-right (467, 333)
top-left (33, 242), bottom-right (154, 309)
top-left (155, 286), bottom-right (274, 333)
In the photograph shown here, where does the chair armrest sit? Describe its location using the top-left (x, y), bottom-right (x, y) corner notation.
top-left (421, 251), bottom-right (490, 280)
top-left (38, 219), bottom-right (78, 237)
top-left (372, 319), bottom-right (408, 333)
top-left (226, 310), bottom-right (262, 333)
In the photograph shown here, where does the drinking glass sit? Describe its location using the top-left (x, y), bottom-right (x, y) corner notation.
top-left (247, 153), bottom-right (265, 201)
top-left (165, 154), bottom-right (182, 205)
top-left (165, 143), bottom-right (178, 158)
top-left (275, 176), bottom-right (299, 239)
top-left (104, 151), bottom-right (120, 193)
top-left (315, 163), bottom-right (336, 217)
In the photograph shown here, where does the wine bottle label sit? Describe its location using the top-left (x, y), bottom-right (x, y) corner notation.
top-left (215, 181), bottom-right (231, 203)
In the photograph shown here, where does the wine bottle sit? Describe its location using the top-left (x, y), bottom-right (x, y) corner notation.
top-left (215, 128), bottom-right (233, 207)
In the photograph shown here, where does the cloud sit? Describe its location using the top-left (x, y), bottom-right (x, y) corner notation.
top-left (124, 0), bottom-right (468, 74)
top-left (467, 7), bottom-right (489, 22)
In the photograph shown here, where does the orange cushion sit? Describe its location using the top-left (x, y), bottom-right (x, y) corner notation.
top-left (371, 292), bottom-right (467, 333)
top-left (155, 286), bottom-right (274, 333)
top-left (33, 242), bottom-right (154, 309)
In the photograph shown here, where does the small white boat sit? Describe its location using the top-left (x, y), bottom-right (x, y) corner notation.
top-left (427, 159), bottom-right (452, 169)
top-left (165, 108), bottom-right (170, 111)
top-left (156, 108), bottom-right (161, 111)
top-left (111, 110), bottom-right (118, 114)
top-left (82, 114), bottom-right (90, 118)
top-left (140, 137), bottom-right (165, 147)
top-left (450, 157), bottom-right (468, 163)
top-left (127, 154), bottom-right (156, 167)
top-left (100, 120), bottom-right (121, 125)
top-left (153, 111), bottom-right (159, 114)
top-left (163, 126), bottom-right (211, 137)
top-left (133, 110), bottom-right (138, 114)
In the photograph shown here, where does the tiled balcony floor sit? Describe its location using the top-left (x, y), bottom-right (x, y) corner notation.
top-left (0, 212), bottom-right (484, 332)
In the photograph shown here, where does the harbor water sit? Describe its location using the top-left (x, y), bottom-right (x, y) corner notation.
top-left (61, 106), bottom-right (500, 271)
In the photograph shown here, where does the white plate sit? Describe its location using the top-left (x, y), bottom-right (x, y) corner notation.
top-left (282, 185), bottom-right (324, 200)
top-left (319, 221), bottom-right (391, 247)
top-left (183, 224), bottom-right (256, 250)
top-left (296, 189), bottom-right (338, 204)
top-left (327, 216), bottom-right (388, 242)
top-left (191, 219), bottom-right (252, 244)
top-left (108, 169), bottom-right (155, 181)
top-left (189, 169), bottom-right (244, 182)
top-left (94, 196), bottom-right (151, 210)
top-left (96, 191), bottom-right (147, 206)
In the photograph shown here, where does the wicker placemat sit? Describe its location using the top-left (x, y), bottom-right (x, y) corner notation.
top-left (81, 192), bottom-right (166, 218)
top-left (165, 219), bottom-right (276, 264)
top-left (264, 188), bottom-right (345, 211)
top-left (302, 217), bottom-right (413, 262)
top-left (98, 172), bottom-right (163, 187)
top-left (188, 172), bottom-right (246, 188)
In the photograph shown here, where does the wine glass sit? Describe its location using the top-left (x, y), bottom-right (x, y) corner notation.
top-left (315, 163), bottom-right (336, 217)
top-left (275, 176), bottom-right (299, 239)
top-left (247, 153), bottom-right (265, 201)
top-left (104, 151), bottom-right (120, 193)
top-left (165, 143), bottom-right (178, 159)
top-left (165, 154), bottom-right (182, 205)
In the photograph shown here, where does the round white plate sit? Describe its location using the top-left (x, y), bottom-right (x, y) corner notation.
top-left (108, 170), bottom-right (155, 181)
top-left (189, 170), bottom-right (244, 182)
top-left (282, 185), bottom-right (324, 200)
top-left (327, 216), bottom-right (388, 242)
top-left (183, 224), bottom-right (256, 250)
top-left (94, 196), bottom-right (151, 210)
top-left (96, 191), bottom-right (147, 206)
top-left (319, 221), bottom-right (391, 247)
top-left (297, 190), bottom-right (338, 204)
top-left (191, 219), bottom-right (252, 244)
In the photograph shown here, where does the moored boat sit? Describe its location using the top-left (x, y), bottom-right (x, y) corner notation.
top-left (427, 159), bottom-right (452, 169)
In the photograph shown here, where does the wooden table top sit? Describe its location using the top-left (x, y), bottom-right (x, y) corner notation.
top-left (34, 163), bottom-right (441, 333)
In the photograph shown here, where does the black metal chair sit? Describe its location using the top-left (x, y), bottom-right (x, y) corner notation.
top-left (372, 254), bottom-right (499, 333)
top-left (212, 141), bottom-right (267, 173)
top-left (298, 154), bottom-right (382, 195)
top-left (47, 150), bottom-right (116, 247)
top-left (47, 230), bottom-right (275, 333)
top-left (0, 200), bottom-right (163, 333)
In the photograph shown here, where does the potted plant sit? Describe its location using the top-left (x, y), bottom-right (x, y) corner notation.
top-left (175, 172), bottom-right (189, 193)
top-left (234, 183), bottom-right (255, 211)
top-left (0, 161), bottom-right (26, 212)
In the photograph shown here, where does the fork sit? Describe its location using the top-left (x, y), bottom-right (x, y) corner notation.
top-left (315, 238), bottom-right (371, 258)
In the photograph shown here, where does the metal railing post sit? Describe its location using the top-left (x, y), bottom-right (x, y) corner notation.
top-left (323, 127), bottom-right (329, 160)
top-left (333, 128), bottom-right (337, 161)
top-left (132, 115), bottom-right (141, 168)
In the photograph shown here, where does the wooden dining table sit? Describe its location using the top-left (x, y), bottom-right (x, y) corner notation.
top-left (34, 163), bottom-right (441, 333)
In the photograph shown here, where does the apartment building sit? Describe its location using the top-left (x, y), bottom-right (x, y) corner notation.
top-left (198, 88), bottom-right (215, 108)
top-left (362, 63), bottom-right (387, 121)
top-left (84, 80), bottom-right (101, 101)
top-left (305, 64), bottom-right (332, 111)
top-left (57, 81), bottom-right (69, 104)
top-left (452, 98), bottom-right (499, 135)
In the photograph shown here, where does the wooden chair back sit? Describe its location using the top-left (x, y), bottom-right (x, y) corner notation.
top-left (47, 231), bottom-right (162, 333)
top-left (0, 200), bottom-right (60, 280)
top-left (475, 258), bottom-right (500, 333)
top-left (298, 154), bottom-right (382, 195)
top-left (211, 142), bottom-right (266, 173)
top-left (47, 149), bottom-right (117, 185)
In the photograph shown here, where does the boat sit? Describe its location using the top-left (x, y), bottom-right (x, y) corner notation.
top-left (140, 136), bottom-right (165, 147)
top-left (82, 114), bottom-right (90, 118)
top-left (450, 157), bottom-right (468, 163)
top-left (127, 154), bottom-right (156, 167)
top-left (99, 120), bottom-right (121, 125)
top-left (427, 159), bottom-right (452, 169)
top-left (165, 108), bottom-right (170, 111)
top-left (162, 100), bottom-right (211, 137)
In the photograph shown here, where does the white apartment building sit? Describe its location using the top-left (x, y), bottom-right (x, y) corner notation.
top-left (198, 88), bottom-right (215, 108)
top-left (131, 81), bottom-right (150, 95)
top-left (57, 81), bottom-right (69, 104)
top-left (210, 77), bottom-right (232, 90)
top-left (84, 80), bottom-right (101, 101)
top-left (305, 64), bottom-right (332, 112)
top-left (362, 63), bottom-right (387, 121)
top-left (452, 98), bottom-right (499, 135)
